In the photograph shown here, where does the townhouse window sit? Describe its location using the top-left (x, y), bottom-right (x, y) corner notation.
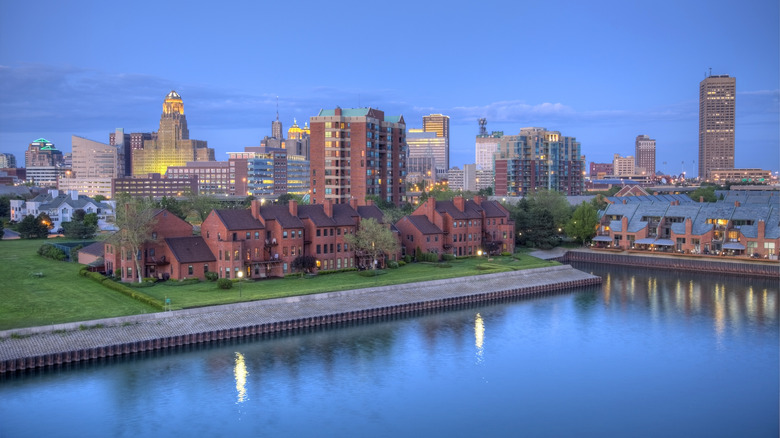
top-left (152, 232), bottom-right (158, 240)
top-left (298, 230), bottom-right (302, 238)
top-left (234, 250), bottom-right (239, 259)
top-left (283, 231), bottom-right (288, 238)
top-left (426, 236), bottom-right (430, 242)
top-left (291, 246), bottom-right (296, 256)
top-left (283, 247), bottom-right (288, 256)
top-left (149, 248), bottom-right (155, 257)
top-left (337, 243), bottom-right (341, 252)
top-left (317, 244), bottom-right (321, 254)
top-left (255, 232), bottom-right (260, 239)
top-left (204, 264), bottom-right (209, 273)
top-left (188, 265), bottom-right (193, 275)
top-left (330, 243), bottom-right (334, 253)
top-left (246, 232), bottom-right (251, 240)
top-left (317, 229), bottom-right (321, 237)
top-left (219, 250), bottom-right (222, 260)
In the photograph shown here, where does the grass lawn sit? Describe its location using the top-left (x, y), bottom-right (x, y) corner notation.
top-left (0, 237), bottom-right (557, 330)
top-left (0, 238), bottom-right (159, 331)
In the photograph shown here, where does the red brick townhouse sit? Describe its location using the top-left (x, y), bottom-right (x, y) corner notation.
top-left (104, 209), bottom-right (212, 282)
top-left (200, 205), bottom-right (273, 279)
top-left (255, 201), bottom-right (306, 277)
top-left (395, 196), bottom-right (515, 258)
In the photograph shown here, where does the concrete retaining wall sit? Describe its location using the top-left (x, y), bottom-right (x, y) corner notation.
top-left (0, 267), bottom-right (601, 374)
top-left (561, 250), bottom-right (779, 278)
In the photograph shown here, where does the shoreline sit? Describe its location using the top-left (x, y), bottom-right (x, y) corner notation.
top-left (0, 264), bottom-right (602, 373)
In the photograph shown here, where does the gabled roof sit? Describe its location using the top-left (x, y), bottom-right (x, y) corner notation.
top-left (357, 205), bottom-right (386, 223)
top-left (297, 205), bottom-right (337, 227)
top-left (259, 205), bottom-right (304, 228)
top-left (213, 209), bottom-right (264, 231)
top-left (332, 203), bottom-right (360, 226)
top-left (165, 236), bottom-right (216, 263)
top-left (79, 241), bottom-right (105, 257)
top-left (478, 200), bottom-right (507, 218)
top-left (405, 215), bottom-right (443, 235)
top-left (435, 200), bottom-right (482, 220)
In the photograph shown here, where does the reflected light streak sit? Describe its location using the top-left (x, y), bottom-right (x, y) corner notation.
top-left (234, 352), bottom-right (248, 403)
top-left (475, 313), bottom-right (485, 363)
top-left (713, 284), bottom-right (726, 342)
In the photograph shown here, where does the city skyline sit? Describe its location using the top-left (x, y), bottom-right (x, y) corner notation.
top-left (1, 0), bottom-right (778, 178)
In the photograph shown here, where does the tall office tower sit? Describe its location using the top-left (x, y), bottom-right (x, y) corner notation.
top-left (635, 135), bottom-right (656, 177)
top-left (698, 74), bottom-right (735, 180)
top-left (286, 118), bottom-right (310, 159)
top-left (309, 107), bottom-right (406, 206)
top-left (59, 136), bottom-right (123, 198)
top-left (111, 130), bottom-right (157, 176)
top-left (272, 115), bottom-right (283, 140)
top-left (406, 129), bottom-right (441, 182)
top-left (475, 118), bottom-right (502, 171)
top-left (493, 127), bottom-right (584, 196)
top-left (0, 153), bottom-right (17, 168)
top-left (25, 138), bottom-right (64, 168)
top-left (422, 114), bottom-right (450, 172)
top-left (71, 136), bottom-right (124, 179)
top-left (131, 91), bottom-right (214, 176)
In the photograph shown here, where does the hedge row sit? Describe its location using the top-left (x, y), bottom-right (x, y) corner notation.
top-left (79, 267), bottom-right (164, 310)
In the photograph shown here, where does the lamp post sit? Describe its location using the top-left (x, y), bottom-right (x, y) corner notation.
top-left (237, 270), bottom-right (243, 298)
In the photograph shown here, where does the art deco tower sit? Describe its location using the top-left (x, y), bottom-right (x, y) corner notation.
top-left (132, 91), bottom-right (214, 176)
top-left (698, 74), bottom-right (735, 180)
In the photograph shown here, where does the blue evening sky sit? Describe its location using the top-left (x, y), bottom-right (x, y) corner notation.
top-left (1, 0), bottom-right (778, 178)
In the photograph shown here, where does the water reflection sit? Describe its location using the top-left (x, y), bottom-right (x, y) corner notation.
top-left (474, 313), bottom-right (484, 364)
top-left (234, 352), bottom-right (248, 403)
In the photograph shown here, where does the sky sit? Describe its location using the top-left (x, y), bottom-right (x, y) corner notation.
top-left (1, 0), bottom-right (778, 178)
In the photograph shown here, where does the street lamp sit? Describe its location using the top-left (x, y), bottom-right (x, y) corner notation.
top-left (237, 270), bottom-right (243, 298)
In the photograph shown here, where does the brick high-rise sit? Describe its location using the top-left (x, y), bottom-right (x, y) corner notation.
top-left (635, 135), bottom-right (655, 178)
top-left (309, 107), bottom-right (406, 206)
top-left (698, 74), bottom-right (735, 180)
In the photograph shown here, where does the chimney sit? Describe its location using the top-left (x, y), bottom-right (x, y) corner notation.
top-left (334, 106), bottom-right (342, 116)
top-left (734, 201), bottom-right (740, 207)
top-left (622, 199), bottom-right (627, 204)
top-left (699, 196), bottom-right (704, 203)
top-left (473, 195), bottom-right (483, 205)
top-left (454, 196), bottom-right (465, 212)
top-left (70, 190), bottom-right (78, 201)
top-left (349, 197), bottom-right (359, 210)
top-left (251, 199), bottom-right (261, 219)
top-left (289, 199), bottom-right (298, 217)
top-left (324, 198), bottom-right (333, 217)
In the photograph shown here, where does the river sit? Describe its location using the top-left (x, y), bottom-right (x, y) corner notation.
top-left (0, 263), bottom-right (777, 437)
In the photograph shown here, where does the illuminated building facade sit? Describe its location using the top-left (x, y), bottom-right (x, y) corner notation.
top-left (166, 158), bottom-right (249, 197)
top-left (25, 138), bottom-right (64, 168)
top-left (309, 107), bottom-right (407, 206)
top-left (406, 130), bottom-right (440, 182)
top-left (131, 91), bottom-right (214, 176)
top-left (0, 153), bottom-right (17, 168)
top-left (699, 74), bottom-right (735, 180)
top-left (110, 129), bottom-right (155, 176)
top-left (422, 114), bottom-right (450, 173)
top-left (285, 119), bottom-right (310, 160)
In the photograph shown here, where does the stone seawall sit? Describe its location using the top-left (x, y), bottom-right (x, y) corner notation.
top-left (560, 250), bottom-right (779, 278)
top-left (0, 265), bottom-right (601, 374)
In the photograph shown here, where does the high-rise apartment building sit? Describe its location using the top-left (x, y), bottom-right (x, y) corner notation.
top-left (493, 127), bottom-right (584, 196)
top-left (635, 135), bottom-right (656, 178)
top-left (698, 74), bottom-right (735, 180)
top-left (309, 107), bottom-right (406, 206)
top-left (131, 91), bottom-right (214, 176)
top-left (0, 153), bottom-right (17, 168)
top-left (25, 138), bottom-right (64, 168)
top-left (422, 114), bottom-right (449, 172)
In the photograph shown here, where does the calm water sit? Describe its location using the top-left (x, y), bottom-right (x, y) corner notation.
top-left (1, 264), bottom-right (777, 438)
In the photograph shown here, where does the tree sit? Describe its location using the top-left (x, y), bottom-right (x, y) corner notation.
top-left (689, 185), bottom-right (718, 203)
top-left (185, 194), bottom-right (220, 224)
top-left (344, 218), bottom-right (399, 270)
top-left (477, 186), bottom-right (493, 197)
top-left (93, 194), bottom-right (107, 202)
top-left (291, 255), bottom-right (317, 275)
top-left (83, 212), bottom-right (99, 229)
top-left (109, 194), bottom-right (158, 283)
top-left (62, 220), bottom-right (97, 240)
top-left (590, 194), bottom-right (609, 211)
top-left (18, 214), bottom-right (50, 239)
top-left (525, 189), bottom-right (572, 229)
top-left (565, 202), bottom-right (599, 244)
top-left (158, 196), bottom-right (186, 219)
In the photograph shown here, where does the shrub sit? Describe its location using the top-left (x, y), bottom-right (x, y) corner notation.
top-left (37, 244), bottom-right (66, 261)
top-left (442, 254), bottom-right (455, 261)
top-left (403, 254), bottom-right (412, 263)
top-left (205, 271), bottom-right (218, 281)
top-left (358, 269), bottom-right (387, 277)
top-left (387, 261), bottom-right (399, 269)
top-left (501, 251), bottom-right (512, 257)
top-left (70, 244), bottom-right (84, 262)
top-left (217, 278), bottom-right (233, 289)
top-left (397, 260), bottom-right (406, 267)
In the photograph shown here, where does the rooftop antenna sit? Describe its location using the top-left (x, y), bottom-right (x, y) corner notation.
top-left (276, 96), bottom-right (279, 121)
top-left (708, 67), bottom-right (712, 77)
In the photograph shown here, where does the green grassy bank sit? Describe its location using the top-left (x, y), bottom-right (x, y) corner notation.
top-left (0, 238), bottom-right (557, 330)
